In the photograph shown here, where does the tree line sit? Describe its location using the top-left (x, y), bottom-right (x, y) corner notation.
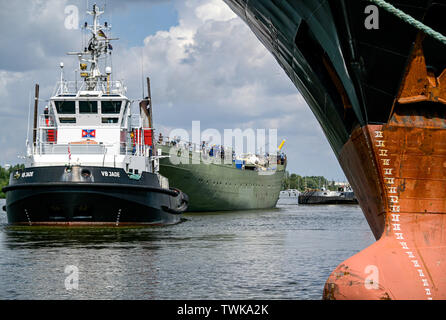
top-left (0, 164), bottom-right (25, 198)
top-left (282, 172), bottom-right (343, 191)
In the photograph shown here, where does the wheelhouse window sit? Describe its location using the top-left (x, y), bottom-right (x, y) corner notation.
top-left (54, 101), bottom-right (75, 114)
top-left (102, 117), bottom-right (119, 124)
top-left (101, 101), bottom-right (122, 114)
top-left (59, 117), bottom-right (76, 124)
top-left (79, 101), bottom-right (98, 113)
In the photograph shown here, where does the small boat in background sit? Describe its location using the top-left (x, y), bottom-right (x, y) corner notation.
top-left (298, 186), bottom-right (357, 205)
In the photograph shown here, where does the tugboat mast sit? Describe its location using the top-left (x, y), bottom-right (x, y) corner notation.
top-left (67, 3), bottom-right (118, 90)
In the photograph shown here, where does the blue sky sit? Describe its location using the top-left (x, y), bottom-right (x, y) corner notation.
top-left (0, 0), bottom-right (347, 181)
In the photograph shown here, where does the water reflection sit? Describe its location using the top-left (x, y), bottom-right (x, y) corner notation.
top-left (0, 200), bottom-right (375, 300)
top-left (1, 225), bottom-right (174, 249)
top-left (0, 223), bottom-right (169, 299)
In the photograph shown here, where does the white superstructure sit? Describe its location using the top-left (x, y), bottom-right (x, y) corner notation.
top-left (27, 4), bottom-right (155, 176)
top-left (277, 189), bottom-right (299, 205)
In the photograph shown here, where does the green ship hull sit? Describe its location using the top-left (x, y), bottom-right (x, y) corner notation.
top-left (157, 145), bottom-right (286, 211)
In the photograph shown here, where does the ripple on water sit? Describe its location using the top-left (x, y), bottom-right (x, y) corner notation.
top-left (0, 199), bottom-right (374, 299)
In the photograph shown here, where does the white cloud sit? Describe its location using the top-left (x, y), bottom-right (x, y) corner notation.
top-left (0, 0), bottom-right (346, 179)
top-left (195, 0), bottom-right (236, 22)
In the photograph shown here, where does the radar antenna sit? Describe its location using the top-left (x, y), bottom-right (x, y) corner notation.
top-left (66, 3), bottom-right (119, 90)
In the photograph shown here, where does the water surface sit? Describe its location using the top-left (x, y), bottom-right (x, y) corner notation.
top-left (0, 199), bottom-right (374, 299)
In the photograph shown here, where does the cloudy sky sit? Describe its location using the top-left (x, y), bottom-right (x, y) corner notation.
top-left (0, 0), bottom-right (346, 181)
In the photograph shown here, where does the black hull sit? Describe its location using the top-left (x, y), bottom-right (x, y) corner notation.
top-left (298, 196), bottom-right (358, 205)
top-left (2, 166), bottom-right (188, 226)
top-left (223, 0), bottom-right (446, 155)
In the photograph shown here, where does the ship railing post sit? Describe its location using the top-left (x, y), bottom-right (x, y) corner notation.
top-left (143, 128), bottom-right (145, 156)
top-left (136, 129), bottom-right (139, 156)
top-left (39, 129), bottom-right (42, 155)
top-left (138, 127), bottom-right (140, 156)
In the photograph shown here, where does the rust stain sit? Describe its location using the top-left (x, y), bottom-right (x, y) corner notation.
top-left (398, 34), bottom-right (446, 106)
top-left (332, 106), bottom-right (446, 299)
top-left (380, 293), bottom-right (392, 300)
top-left (324, 33), bottom-right (446, 299)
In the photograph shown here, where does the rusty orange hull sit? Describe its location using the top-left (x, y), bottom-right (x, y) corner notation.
top-left (322, 21), bottom-right (446, 300)
top-left (222, 0), bottom-right (446, 299)
top-left (324, 117), bottom-right (446, 299)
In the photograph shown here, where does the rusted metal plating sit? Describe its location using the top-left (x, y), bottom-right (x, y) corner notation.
top-left (323, 34), bottom-right (446, 300)
top-left (398, 35), bottom-right (446, 106)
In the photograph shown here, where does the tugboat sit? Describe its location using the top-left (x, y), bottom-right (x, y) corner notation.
top-left (298, 186), bottom-right (358, 205)
top-left (2, 4), bottom-right (188, 226)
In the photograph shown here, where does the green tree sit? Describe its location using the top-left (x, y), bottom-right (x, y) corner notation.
top-left (282, 171), bottom-right (338, 192)
top-left (0, 164), bottom-right (25, 198)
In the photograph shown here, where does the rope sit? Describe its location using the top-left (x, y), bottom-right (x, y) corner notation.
top-left (367, 0), bottom-right (446, 46)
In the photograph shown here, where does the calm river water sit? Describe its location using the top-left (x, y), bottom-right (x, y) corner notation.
top-left (0, 199), bottom-right (374, 300)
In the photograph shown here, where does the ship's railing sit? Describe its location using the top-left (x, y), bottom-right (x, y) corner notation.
top-left (156, 135), bottom-right (230, 158)
top-left (34, 143), bottom-right (108, 156)
top-left (53, 80), bottom-right (126, 96)
top-left (33, 140), bottom-right (152, 157)
top-left (38, 114), bottom-right (57, 128)
top-left (125, 114), bottom-right (153, 157)
top-left (124, 127), bottom-right (153, 157)
top-left (33, 127), bottom-right (152, 158)
top-left (154, 131), bottom-right (284, 169)
top-left (36, 115), bottom-right (58, 146)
